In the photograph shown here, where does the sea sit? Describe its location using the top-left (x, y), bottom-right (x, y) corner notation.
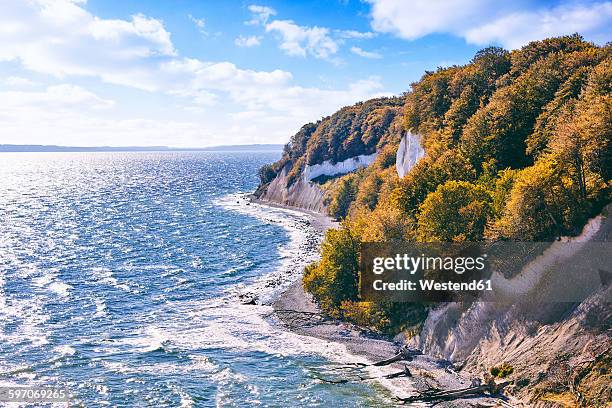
top-left (0, 152), bottom-right (394, 407)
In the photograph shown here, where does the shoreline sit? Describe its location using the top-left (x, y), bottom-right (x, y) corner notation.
top-left (250, 196), bottom-right (503, 406)
top-left (249, 195), bottom-right (337, 232)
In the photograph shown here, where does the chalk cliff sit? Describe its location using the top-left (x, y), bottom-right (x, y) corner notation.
top-left (255, 96), bottom-right (405, 214)
top-left (405, 205), bottom-right (611, 405)
top-left (303, 153), bottom-right (378, 182)
top-left (395, 131), bottom-right (425, 178)
top-left (256, 165), bottom-right (327, 213)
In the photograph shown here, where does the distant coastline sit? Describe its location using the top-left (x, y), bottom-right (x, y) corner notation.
top-left (0, 144), bottom-right (284, 153)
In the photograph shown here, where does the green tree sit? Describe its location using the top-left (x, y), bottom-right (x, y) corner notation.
top-left (393, 150), bottom-right (476, 216)
top-left (258, 163), bottom-right (277, 185)
top-left (302, 227), bottom-right (359, 316)
top-left (490, 168), bottom-right (519, 219)
top-left (328, 175), bottom-right (359, 219)
top-left (417, 181), bottom-right (491, 241)
top-left (490, 155), bottom-right (585, 240)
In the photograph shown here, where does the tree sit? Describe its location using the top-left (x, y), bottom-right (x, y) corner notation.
top-left (551, 108), bottom-right (588, 199)
top-left (258, 163), bottom-right (277, 185)
top-left (328, 175), bottom-right (359, 219)
top-left (490, 168), bottom-right (519, 219)
top-left (489, 155), bottom-right (584, 240)
top-left (417, 181), bottom-right (491, 241)
top-left (302, 227), bottom-right (359, 316)
top-left (393, 150), bottom-right (476, 216)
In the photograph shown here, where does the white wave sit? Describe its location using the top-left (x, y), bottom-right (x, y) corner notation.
top-left (91, 267), bottom-right (118, 286)
top-left (48, 281), bottom-right (72, 297)
top-left (47, 344), bottom-right (77, 364)
top-left (112, 326), bottom-right (174, 354)
top-left (90, 267), bottom-right (131, 292)
top-left (53, 345), bottom-right (76, 356)
top-left (93, 297), bottom-right (108, 318)
top-left (215, 193), bottom-right (321, 303)
top-left (33, 273), bottom-right (54, 287)
top-left (101, 354), bottom-right (218, 378)
top-left (33, 269), bottom-right (72, 298)
top-left (179, 394), bottom-right (195, 408)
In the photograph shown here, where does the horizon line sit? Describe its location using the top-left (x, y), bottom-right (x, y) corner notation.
top-left (0, 143), bottom-right (284, 152)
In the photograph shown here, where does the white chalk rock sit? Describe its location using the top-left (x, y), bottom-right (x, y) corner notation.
top-left (303, 152), bottom-right (377, 181)
top-left (396, 131), bottom-right (425, 178)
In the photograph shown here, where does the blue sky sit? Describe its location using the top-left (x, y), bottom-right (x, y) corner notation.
top-left (0, 0), bottom-right (610, 147)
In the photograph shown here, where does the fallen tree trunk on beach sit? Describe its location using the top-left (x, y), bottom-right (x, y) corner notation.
top-left (335, 345), bottom-right (421, 368)
top-left (394, 380), bottom-right (511, 404)
top-left (318, 365), bottom-right (413, 384)
top-left (372, 346), bottom-right (420, 366)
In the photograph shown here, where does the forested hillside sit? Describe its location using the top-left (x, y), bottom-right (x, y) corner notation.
top-left (259, 34), bottom-right (610, 331)
top-left (257, 33), bottom-right (611, 406)
top-left (258, 96), bottom-right (405, 188)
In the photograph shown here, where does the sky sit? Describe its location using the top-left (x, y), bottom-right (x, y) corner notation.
top-left (0, 0), bottom-right (610, 147)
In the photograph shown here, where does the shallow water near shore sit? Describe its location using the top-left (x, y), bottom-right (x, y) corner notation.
top-left (0, 152), bottom-right (394, 406)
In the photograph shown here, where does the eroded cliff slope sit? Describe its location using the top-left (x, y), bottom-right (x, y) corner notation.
top-left (254, 96), bottom-right (406, 213)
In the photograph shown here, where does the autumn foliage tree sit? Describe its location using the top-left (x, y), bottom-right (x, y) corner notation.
top-left (252, 34), bottom-right (612, 335)
top-left (417, 181), bottom-right (491, 241)
top-left (302, 227), bottom-right (359, 316)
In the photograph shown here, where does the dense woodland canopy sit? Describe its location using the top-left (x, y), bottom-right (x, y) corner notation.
top-left (258, 96), bottom-right (405, 187)
top-left (259, 34), bottom-right (611, 334)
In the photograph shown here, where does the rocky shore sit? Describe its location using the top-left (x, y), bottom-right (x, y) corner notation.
top-left (249, 197), bottom-right (508, 406)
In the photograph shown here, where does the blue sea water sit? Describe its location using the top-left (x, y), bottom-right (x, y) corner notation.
top-left (0, 152), bottom-right (392, 407)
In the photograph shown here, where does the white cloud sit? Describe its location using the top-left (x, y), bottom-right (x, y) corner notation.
top-left (0, 84), bottom-right (114, 110)
top-left (188, 14), bottom-right (205, 29)
top-left (367, 0), bottom-right (490, 40)
top-left (188, 14), bottom-right (207, 36)
top-left (235, 35), bottom-right (262, 47)
top-left (230, 76), bottom-right (387, 117)
top-left (366, 0), bottom-right (612, 48)
top-left (246, 5), bottom-right (277, 25)
top-left (247, 5), bottom-right (377, 60)
top-left (0, 77), bottom-right (387, 147)
top-left (0, 0), bottom-right (175, 89)
top-left (0, 0), bottom-right (390, 147)
top-left (464, 3), bottom-right (612, 48)
top-left (350, 46), bottom-right (382, 59)
top-left (0, 108), bottom-right (217, 147)
top-left (337, 29), bottom-right (377, 39)
top-left (265, 20), bottom-right (339, 59)
top-left (4, 76), bottom-right (37, 87)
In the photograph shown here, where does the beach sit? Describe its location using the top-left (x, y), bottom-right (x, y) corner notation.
top-left (249, 196), bottom-right (506, 407)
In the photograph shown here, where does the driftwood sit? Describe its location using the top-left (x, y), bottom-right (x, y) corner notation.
top-left (373, 345), bottom-right (420, 366)
top-left (394, 380), bottom-right (512, 404)
top-left (318, 365), bottom-right (413, 384)
top-left (329, 345), bottom-right (422, 370)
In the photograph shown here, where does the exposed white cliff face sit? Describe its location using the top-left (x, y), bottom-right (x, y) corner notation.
top-left (396, 131), bottom-right (425, 178)
top-left (258, 152), bottom-right (379, 214)
top-left (303, 153), bottom-right (378, 182)
top-left (404, 206), bottom-right (611, 405)
top-left (257, 165), bottom-right (327, 213)
top-left (408, 209), bottom-right (610, 361)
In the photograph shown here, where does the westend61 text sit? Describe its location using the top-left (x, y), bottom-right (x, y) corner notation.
top-left (372, 279), bottom-right (493, 292)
